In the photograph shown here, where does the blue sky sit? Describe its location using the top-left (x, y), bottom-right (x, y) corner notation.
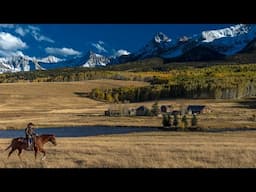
top-left (0, 24), bottom-right (233, 59)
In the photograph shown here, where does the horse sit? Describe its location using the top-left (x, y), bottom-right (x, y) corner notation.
top-left (5, 134), bottom-right (57, 160)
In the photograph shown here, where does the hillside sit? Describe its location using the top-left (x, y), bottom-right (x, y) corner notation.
top-left (1, 61), bottom-right (255, 101)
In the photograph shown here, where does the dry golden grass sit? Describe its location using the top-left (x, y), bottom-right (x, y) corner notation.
top-left (0, 79), bottom-right (255, 168)
top-left (0, 80), bottom-right (255, 130)
top-left (0, 80), bottom-right (148, 129)
top-left (1, 131), bottom-right (256, 168)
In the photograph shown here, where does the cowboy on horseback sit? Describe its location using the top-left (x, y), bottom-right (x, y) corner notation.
top-left (25, 122), bottom-right (36, 150)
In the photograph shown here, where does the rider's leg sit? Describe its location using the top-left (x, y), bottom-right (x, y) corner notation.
top-left (28, 138), bottom-right (31, 149)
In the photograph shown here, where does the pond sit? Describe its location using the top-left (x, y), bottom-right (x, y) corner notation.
top-left (0, 126), bottom-right (159, 138)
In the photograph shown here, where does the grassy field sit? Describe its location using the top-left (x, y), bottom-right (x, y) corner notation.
top-left (0, 80), bottom-right (255, 130)
top-left (0, 80), bottom-right (148, 129)
top-left (0, 80), bottom-right (255, 168)
top-left (1, 131), bottom-right (256, 168)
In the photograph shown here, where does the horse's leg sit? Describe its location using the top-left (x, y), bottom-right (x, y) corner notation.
top-left (40, 149), bottom-right (46, 161)
top-left (34, 147), bottom-right (38, 160)
top-left (18, 149), bottom-right (22, 161)
top-left (7, 148), bottom-right (15, 159)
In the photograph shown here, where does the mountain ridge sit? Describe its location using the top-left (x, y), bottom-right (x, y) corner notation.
top-left (1, 24), bottom-right (256, 73)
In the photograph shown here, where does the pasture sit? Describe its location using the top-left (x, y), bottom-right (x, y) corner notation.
top-left (0, 80), bottom-right (255, 130)
top-left (1, 131), bottom-right (256, 168)
top-left (0, 79), bottom-right (255, 168)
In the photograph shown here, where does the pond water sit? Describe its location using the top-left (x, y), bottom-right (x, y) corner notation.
top-left (0, 126), bottom-right (159, 138)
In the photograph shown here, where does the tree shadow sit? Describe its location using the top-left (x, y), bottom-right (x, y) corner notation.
top-left (204, 127), bottom-right (256, 133)
top-left (232, 97), bottom-right (256, 109)
top-left (74, 92), bottom-right (90, 98)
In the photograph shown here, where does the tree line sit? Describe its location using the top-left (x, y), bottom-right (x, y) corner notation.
top-left (0, 63), bottom-right (255, 100)
top-left (162, 113), bottom-right (198, 131)
top-left (90, 77), bottom-right (256, 102)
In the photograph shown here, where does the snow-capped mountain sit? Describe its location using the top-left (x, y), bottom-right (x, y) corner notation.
top-left (82, 51), bottom-right (110, 67)
top-left (0, 55), bottom-right (64, 73)
top-left (0, 56), bottom-right (44, 73)
top-left (131, 24), bottom-right (256, 61)
top-left (131, 32), bottom-right (175, 59)
top-left (114, 24), bottom-right (256, 63)
top-left (201, 24), bottom-right (250, 43)
top-left (199, 24), bottom-right (256, 56)
top-left (1, 24), bottom-right (256, 73)
top-left (38, 56), bottom-right (64, 63)
top-left (39, 51), bottom-right (109, 70)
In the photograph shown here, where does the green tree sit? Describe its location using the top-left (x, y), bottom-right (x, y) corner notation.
top-left (113, 93), bottom-right (119, 103)
top-left (162, 114), bottom-right (171, 127)
top-left (144, 108), bottom-right (152, 116)
top-left (151, 101), bottom-right (160, 116)
top-left (173, 114), bottom-right (179, 129)
top-left (105, 93), bottom-right (114, 102)
top-left (181, 115), bottom-right (188, 130)
top-left (191, 114), bottom-right (198, 127)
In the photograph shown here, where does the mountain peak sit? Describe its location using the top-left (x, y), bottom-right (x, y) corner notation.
top-left (82, 51), bottom-right (109, 67)
top-left (179, 36), bottom-right (190, 42)
top-left (201, 24), bottom-right (250, 43)
top-left (39, 55), bottom-right (63, 63)
top-left (87, 50), bottom-right (95, 56)
top-left (154, 32), bottom-right (171, 43)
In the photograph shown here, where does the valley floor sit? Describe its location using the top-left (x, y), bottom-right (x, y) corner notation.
top-left (0, 80), bottom-right (255, 130)
top-left (1, 131), bottom-right (256, 168)
top-left (0, 80), bottom-right (255, 168)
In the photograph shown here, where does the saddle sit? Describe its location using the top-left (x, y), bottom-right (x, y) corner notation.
top-left (17, 137), bottom-right (34, 150)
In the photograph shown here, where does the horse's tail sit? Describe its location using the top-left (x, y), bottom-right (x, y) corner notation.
top-left (5, 139), bottom-right (14, 151)
top-left (5, 144), bottom-right (12, 151)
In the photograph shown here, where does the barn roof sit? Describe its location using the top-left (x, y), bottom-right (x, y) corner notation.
top-left (136, 106), bottom-right (148, 111)
top-left (187, 105), bottom-right (206, 111)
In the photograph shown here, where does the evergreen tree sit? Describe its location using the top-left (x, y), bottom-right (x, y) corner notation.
top-left (173, 114), bottom-right (179, 129)
top-left (151, 101), bottom-right (160, 116)
top-left (191, 114), bottom-right (198, 127)
top-left (162, 114), bottom-right (171, 127)
top-left (181, 115), bottom-right (188, 130)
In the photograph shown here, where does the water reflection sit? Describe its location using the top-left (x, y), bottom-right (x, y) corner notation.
top-left (0, 126), bottom-right (158, 138)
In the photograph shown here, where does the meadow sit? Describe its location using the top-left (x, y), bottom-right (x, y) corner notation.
top-left (0, 79), bottom-right (255, 168)
top-left (0, 80), bottom-right (255, 130)
top-left (1, 131), bottom-right (256, 168)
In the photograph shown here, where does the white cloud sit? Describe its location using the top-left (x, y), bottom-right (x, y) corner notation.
top-left (0, 25), bottom-right (56, 57)
top-left (45, 47), bottom-right (81, 56)
top-left (0, 32), bottom-right (27, 57)
top-left (0, 50), bottom-right (27, 57)
top-left (25, 25), bottom-right (55, 43)
top-left (31, 29), bottom-right (55, 43)
top-left (114, 49), bottom-right (131, 57)
top-left (0, 24), bottom-right (55, 43)
top-left (0, 50), bottom-right (12, 57)
top-left (0, 24), bottom-right (15, 28)
top-left (0, 32), bottom-right (27, 51)
top-left (92, 42), bottom-right (107, 53)
top-left (35, 34), bottom-right (55, 43)
top-left (15, 27), bottom-right (29, 36)
top-left (28, 25), bottom-right (40, 31)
